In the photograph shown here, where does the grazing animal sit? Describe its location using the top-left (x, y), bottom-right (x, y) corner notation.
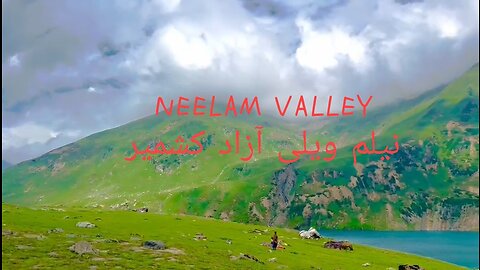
top-left (398, 265), bottom-right (424, 270)
top-left (323, 240), bottom-right (353, 251)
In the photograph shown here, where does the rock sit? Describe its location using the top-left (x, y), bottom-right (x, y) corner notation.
top-left (398, 265), bottom-right (424, 270)
top-left (2, 229), bottom-right (16, 236)
top-left (137, 207), bottom-right (148, 213)
top-left (16, 245), bottom-right (33, 250)
top-left (131, 247), bottom-right (144, 252)
top-left (48, 228), bottom-right (64, 234)
top-left (194, 233), bottom-right (207, 241)
top-left (249, 228), bottom-right (268, 235)
top-left (105, 239), bottom-right (120, 243)
top-left (237, 253), bottom-right (264, 264)
top-left (76, 221), bottom-right (96, 228)
top-left (48, 252), bottom-right (59, 257)
top-left (143, 240), bottom-right (166, 250)
top-left (23, 233), bottom-right (46, 240)
top-left (362, 262), bottom-right (371, 267)
top-left (156, 248), bottom-right (185, 255)
top-left (69, 241), bottom-right (97, 255)
top-left (268, 257), bottom-right (277, 263)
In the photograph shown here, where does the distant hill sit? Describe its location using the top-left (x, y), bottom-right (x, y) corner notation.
top-left (2, 64), bottom-right (479, 231)
top-left (2, 160), bottom-right (12, 171)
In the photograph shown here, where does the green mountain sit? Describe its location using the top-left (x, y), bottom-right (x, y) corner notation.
top-left (3, 64), bottom-right (479, 231)
top-left (2, 160), bottom-right (12, 171)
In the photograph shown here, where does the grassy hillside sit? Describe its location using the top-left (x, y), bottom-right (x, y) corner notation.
top-left (2, 64), bottom-right (479, 231)
top-left (1, 204), bottom-right (465, 270)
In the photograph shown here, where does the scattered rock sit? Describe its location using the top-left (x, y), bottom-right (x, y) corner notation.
top-left (249, 228), bottom-right (268, 235)
top-left (232, 253), bottom-right (264, 264)
top-left (194, 233), bottom-right (207, 241)
top-left (48, 228), bottom-right (64, 234)
top-left (268, 257), bottom-right (277, 263)
top-left (130, 233), bottom-right (142, 241)
top-left (131, 246), bottom-right (144, 252)
top-left (91, 257), bottom-right (106, 262)
top-left (143, 240), bottom-right (166, 250)
top-left (16, 245), bottom-right (33, 250)
top-left (2, 229), bottom-right (16, 236)
top-left (398, 265), bottom-right (424, 270)
top-left (226, 239), bottom-right (232, 245)
top-left (66, 234), bottom-right (76, 238)
top-left (48, 252), bottom-right (59, 258)
top-left (105, 239), bottom-right (120, 243)
top-left (23, 233), bottom-right (46, 240)
top-left (362, 262), bottom-right (371, 267)
top-left (156, 248), bottom-right (185, 255)
top-left (76, 221), bottom-right (96, 228)
top-left (69, 241), bottom-right (97, 255)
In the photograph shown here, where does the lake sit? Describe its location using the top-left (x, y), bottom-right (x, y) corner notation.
top-left (321, 231), bottom-right (479, 269)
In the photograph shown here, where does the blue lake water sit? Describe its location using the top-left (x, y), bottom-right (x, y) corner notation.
top-left (321, 231), bottom-right (479, 269)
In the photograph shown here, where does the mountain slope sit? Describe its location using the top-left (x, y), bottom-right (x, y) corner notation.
top-left (2, 64), bottom-right (479, 231)
top-left (2, 204), bottom-right (464, 270)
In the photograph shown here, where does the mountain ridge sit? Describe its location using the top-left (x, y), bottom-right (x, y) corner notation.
top-left (3, 64), bottom-right (479, 231)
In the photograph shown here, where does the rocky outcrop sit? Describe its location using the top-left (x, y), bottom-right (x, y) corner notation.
top-left (69, 242), bottom-right (97, 255)
top-left (143, 240), bottom-right (166, 250)
top-left (264, 164), bottom-right (297, 226)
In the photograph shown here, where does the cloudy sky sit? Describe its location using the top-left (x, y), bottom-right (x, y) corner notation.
top-left (2, 0), bottom-right (479, 164)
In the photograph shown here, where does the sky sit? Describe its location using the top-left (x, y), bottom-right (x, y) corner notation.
top-left (2, 0), bottom-right (479, 164)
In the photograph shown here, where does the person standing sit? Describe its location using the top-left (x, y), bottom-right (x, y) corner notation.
top-left (271, 231), bottom-right (278, 250)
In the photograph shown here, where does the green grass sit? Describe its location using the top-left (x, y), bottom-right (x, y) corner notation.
top-left (1, 204), bottom-right (464, 270)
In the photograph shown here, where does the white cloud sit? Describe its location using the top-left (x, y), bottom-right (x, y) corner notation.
top-left (1, 0), bottom-right (479, 163)
top-left (295, 19), bottom-right (370, 73)
top-left (152, 0), bottom-right (182, 13)
top-left (2, 123), bottom-right (59, 149)
top-left (9, 54), bottom-right (20, 67)
top-left (160, 25), bottom-right (215, 70)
